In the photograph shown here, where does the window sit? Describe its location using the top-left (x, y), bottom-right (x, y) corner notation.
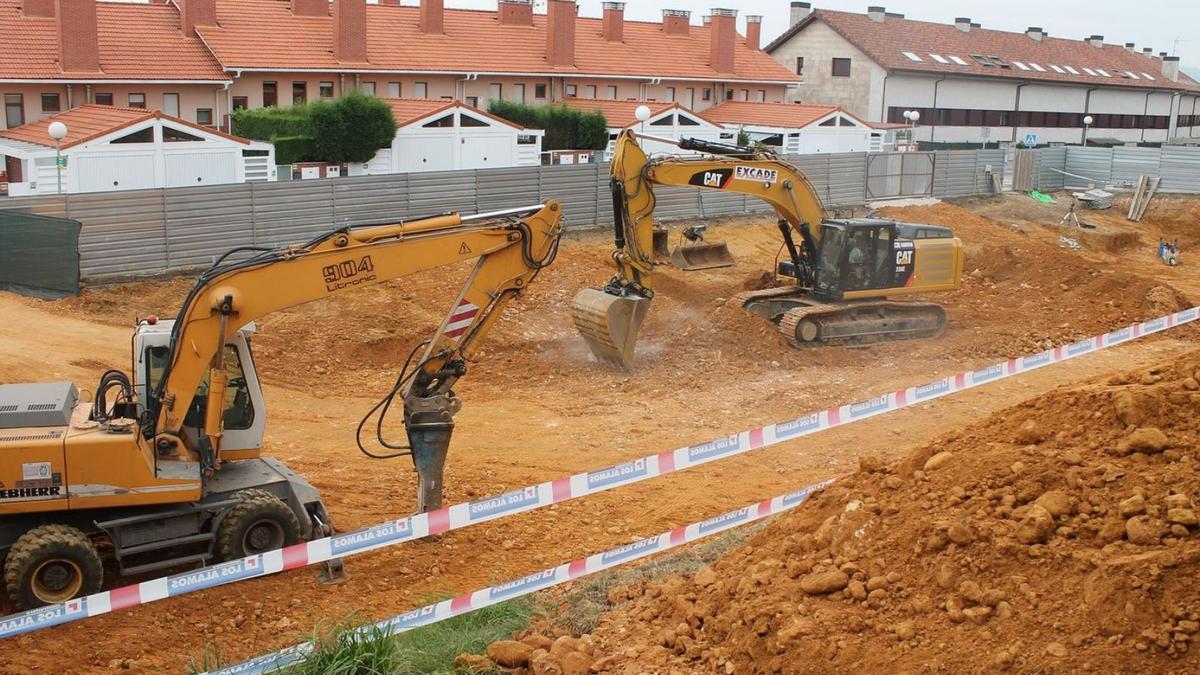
top-left (292, 81), bottom-right (307, 104)
top-left (489, 83), bottom-right (503, 101)
top-left (1013, 61), bottom-right (1030, 71)
top-left (1029, 63), bottom-right (1046, 72)
top-left (970, 54), bottom-right (995, 67)
top-left (466, 96), bottom-right (479, 107)
top-left (929, 53), bottom-right (949, 64)
top-left (1095, 69), bottom-right (1111, 77)
top-left (361, 81), bottom-right (376, 95)
top-left (666, 87), bottom-right (675, 102)
top-left (319, 82), bottom-right (334, 99)
top-left (128, 93), bottom-right (146, 109)
top-left (948, 55), bottom-right (969, 66)
top-left (4, 94), bottom-right (23, 128)
top-left (738, 89), bottom-right (749, 101)
top-left (460, 114), bottom-right (488, 128)
top-left (606, 86), bottom-right (617, 99)
top-left (702, 88), bottom-right (712, 101)
top-left (535, 83), bottom-right (547, 99)
top-left (1063, 66), bottom-right (1080, 75)
top-left (1049, 64), bottom-right (1065, 73)
top-left (565, 84), bottom-right (577, 97)
top-left (725, 89), bottom-right (734, 100)
top-left (678, 114), bottom-right (700, 126)
top-left (387, 82), bottom-right (401, 98)
top-left (988, 56), bottom-right (1011, 68)
top-left (1081, 67), bottom-right (1098, 76)
top-left (163, 345), bottom-right (255, 432)
top-left (832, 58), bottom-right (851, 77)
top-left (424, 114), bottom-right (455, 128)
top-left (232, 96), bottom-right (248, 111)
top-left (415, 82), bottom-right (428, 99)
top-left (1141, 72), bottom-right (1156, 81)
top-left (685, 88), bottom-right (695, 107)
top-left (111, 127), bottom-right (154, 144)
top-left (163, 127), bottom-right (204, 142)
top-left (196, 108), bottom-right (213, 126)
top-left (819, 117), bottom-right (838, 127)
top-left (902, 51), bottom-right (923, 62)
top-left (795, 57), bottom-right (805, 75)
top-left (585, 85), bottom-right (597, 99)
top-left (649, 114), bottom-right (674, 127)
top-left (40, 93), bottom-right (61, 113)
top-left (513, 83), bottom-right (526, 103)
top-left (162, 93), bottom-right (179, 117)
top-left (756, 90), bottom-right (766, 102)
top-left (1121, 71), bottom-right (1138, 79)
top-left (94, 92), bottom-right (113, 106)
top-left (262, 82), bottom-right (277, 107)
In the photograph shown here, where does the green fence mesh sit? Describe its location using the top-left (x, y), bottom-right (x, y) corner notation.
top-left (0, 210), bottom-right (81, 297)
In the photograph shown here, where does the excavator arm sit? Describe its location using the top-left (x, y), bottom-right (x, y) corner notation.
top-left (146, 202), bottom-right (562, 511)
top-left (573, 130), bottom-right (829, 369)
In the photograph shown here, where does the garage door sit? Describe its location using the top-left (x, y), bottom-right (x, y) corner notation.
top-left (396, 135), bottom-right (456, 173)
top-left (76, 152), bottom-right (155, 193)
top-left (459, 133), bottom-right (513, 170)
top-left (164, 150), bottom-right (237, 188)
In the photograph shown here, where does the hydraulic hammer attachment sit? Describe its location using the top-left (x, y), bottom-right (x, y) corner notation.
top-left (571, 288), bottom-right (651, 370)
top-left (404, 394), bottom-right (462, 512)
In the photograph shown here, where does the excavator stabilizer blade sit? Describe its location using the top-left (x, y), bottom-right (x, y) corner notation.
top-left (571, 288), bottom-right (651, 370)
top-left (669, 241), bottom-right (735, 271)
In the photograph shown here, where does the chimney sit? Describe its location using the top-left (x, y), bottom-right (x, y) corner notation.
top-left (954, 17), bottom-right (970, 33)
top-left (602, 1), bottom-right (624, 42)
top-left (23, 0), bottom-right (55, 17)
top-left (662, 9), bottom-right (690, 36)
top-left (1087, 35), bottom-right (1103, 48)
top-left (790, 1), bottom-right (811, 26)
top-left (745, 14), bottom-right (762, 50)
top-left (333, 0), bottom-right (368, 63)
top-left (1163, 55), bottom-right (1180, 82)
top-left (867, 6), bottom-right (884, 22)
top-left (1142, 47), bottom-right (1154, 58)
top-left (180, 0), bottom-right (217, 38)
top-left (709, 8), bottom-right (737, 74)
top-left (546, 0), bottom-right (576, 67)
top-left (56, 0), bottom-right (100, 72)
top-left (291, 0), bottom-right (327, 17)
top-left (419, 0), bottom-right (443, 34)
top-left (702, 15), bottom-right (712, 26)
top-left (1025, 27), bottom-right (1044, 42)
top-left (1125, 42), bottom-right (1136, 51)
top-left (498, 0), bottom-right (533, 26)
top-left (970, 22), bottom-right (980, 28)
top-left (1160, 51), bottom-right (1168, 58)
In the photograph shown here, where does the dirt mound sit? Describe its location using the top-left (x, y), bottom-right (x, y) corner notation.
top-left (571, 352), bottom-right (1200, 673)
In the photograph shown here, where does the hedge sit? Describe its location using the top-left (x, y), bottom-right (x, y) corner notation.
top-left (231, 106), bottom-right (312, 142)
top-left (272, 135), bottom-right (318, 166)
top-left (487, 101), bottom-right (608, 151)
top-left (231, 93), bottom-right (395, 164)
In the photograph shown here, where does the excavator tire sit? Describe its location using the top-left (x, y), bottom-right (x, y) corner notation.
top-left (216, 489), bottom-right (301, 561)
top-left (4, 524), bottom-right (103, 610)
top-left (778, 301), bottom-right (947, 348)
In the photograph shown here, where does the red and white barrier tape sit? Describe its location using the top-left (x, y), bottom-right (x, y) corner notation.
top-left (205, 478), bottom-right (836, 675)
top-left (2, 306), bottom-right (1195, 640)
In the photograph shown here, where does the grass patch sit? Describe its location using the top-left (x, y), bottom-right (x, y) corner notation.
top-left (552, 524), bottom-right (762, 635)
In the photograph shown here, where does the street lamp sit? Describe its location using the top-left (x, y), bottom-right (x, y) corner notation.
top-left (902, 110), bottom-right (920, 150)
top-left (47, 121), bottom-right (67, 195)
top-left (1082, 115), bottom-right (1094, 147)
top-left (635, 104), bottom-right (651, 139)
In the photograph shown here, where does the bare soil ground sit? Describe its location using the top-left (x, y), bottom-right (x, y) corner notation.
top-left (0, 194), bottom-right (1197, 673)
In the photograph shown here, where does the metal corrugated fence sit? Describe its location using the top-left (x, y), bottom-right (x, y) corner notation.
top-left (1, 150), bottom-right (1008, 280)
top-left (1034, 145), bottom-right (1200, 193)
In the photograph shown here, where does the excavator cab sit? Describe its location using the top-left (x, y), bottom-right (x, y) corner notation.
top-left (809, 220), bottom-right (903, 300)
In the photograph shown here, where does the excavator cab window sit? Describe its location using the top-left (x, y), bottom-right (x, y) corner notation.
top-left (147, 345), bottom-right (255, 431)
top-left (815, 223), bottom-right (898, 299)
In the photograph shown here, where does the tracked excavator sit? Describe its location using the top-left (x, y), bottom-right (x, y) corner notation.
top-left (572, 131), bottom-right (964, 369)
top-left (0, 203), bottom-right (562, 609)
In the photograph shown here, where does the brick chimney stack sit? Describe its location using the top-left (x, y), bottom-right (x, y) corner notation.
top-left (292, 0), bottom-right (327, 17)
top-left (745, 14), bottom-right (762, 50)
top-left (333, 0), bottom-right (368, 63)
top-left (498, 0), bottom-right (533, 26)
top-left (56, 0), bottom-right (100, 72)
top-left (181, 0), bottom-right (217, 38)
top-left (23, 0), bottom-right (55, 17)
top-left (602, 1), bottom-right (624, 43)
top-left (709, 8), bottom-right (737, 74)
top-left (662, 9), bottom-right (690, 36)
top-left (419, 0), bottom-right (444, 34)
top-left (546, 0), bottom-right (576, 67)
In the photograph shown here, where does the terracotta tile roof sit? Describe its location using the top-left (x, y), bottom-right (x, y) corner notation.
top-left (703, 101), bottom-right (852, 128)
top-left (767, 10), bottom-right (1200, 93)
top-left (384, 98), bottom-right (525, 130)
top-left (0, 104), bottom-right (248, 148)
top-left (0, 0), bottom-right (228, 81)
top-left (559, 99), bottom-right (719, 129)
top-left (198, 0), bottom-right (799, 84)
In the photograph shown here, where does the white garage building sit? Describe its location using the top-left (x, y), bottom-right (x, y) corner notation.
top-left (359, 99), bottom-right (543, 175)
top-left (0, 105), bottom-right (273, 196)
top-left (563, 100), bottom-right (725, 161)
top-left (703, 101), bottom-right (876, 154)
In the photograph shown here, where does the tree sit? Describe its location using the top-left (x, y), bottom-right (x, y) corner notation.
top-left (308, 92), bottom-right (397, 164)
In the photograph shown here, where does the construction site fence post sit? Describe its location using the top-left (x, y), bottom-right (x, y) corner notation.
top-left (7, 146), bottom-right (1200, 281)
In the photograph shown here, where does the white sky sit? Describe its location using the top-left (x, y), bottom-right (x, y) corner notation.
top-left (421, 0), bottom-right (1200, 71)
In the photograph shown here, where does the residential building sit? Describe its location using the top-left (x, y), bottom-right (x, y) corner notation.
top-left (1, 0), bottom-right (799, 134)
top-left (703, 101), bottom-right (878, 153)
top-left (765, 3), bottom-right (1200, 146)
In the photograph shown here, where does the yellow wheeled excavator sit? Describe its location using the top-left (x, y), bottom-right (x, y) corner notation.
top-left (572, 131), bottom-right (964, 369)
top-left (0, 202), bottom-right (562, 609)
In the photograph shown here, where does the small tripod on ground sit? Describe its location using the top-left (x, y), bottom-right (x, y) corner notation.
top-left (1059, 198), bottom-right (1083, 228)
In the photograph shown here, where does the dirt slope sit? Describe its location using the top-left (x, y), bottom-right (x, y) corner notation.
top-left (577, 352), bottom-right (1200, 674)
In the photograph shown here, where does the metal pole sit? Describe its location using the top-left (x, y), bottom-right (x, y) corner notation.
top-left (1082, 122), bottom-right (1090, 147)
top-left (55, 139), bottom-right (62, 195)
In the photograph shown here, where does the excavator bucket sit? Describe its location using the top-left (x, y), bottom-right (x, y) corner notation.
top-left (669, 240), bottom-right (735, 271)
top-left (652, 227), bottom-right (671, 261)
top-left (571, 288), bottom-right (651, 370)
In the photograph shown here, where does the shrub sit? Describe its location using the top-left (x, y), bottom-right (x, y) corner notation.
top-left (231, 106), bottom-right (312, 142)
top-left (308, 92), bottom-right (397, 164)
top-left (272, 136), bottom-right (318, 165)
top-left (488, 101), bottom-right (608, 151)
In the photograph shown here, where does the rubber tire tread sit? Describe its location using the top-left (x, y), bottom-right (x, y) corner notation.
top-left (215, 489), bottom-right (301, 562)
top-left (3, 524), bottom-right (103, 610)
